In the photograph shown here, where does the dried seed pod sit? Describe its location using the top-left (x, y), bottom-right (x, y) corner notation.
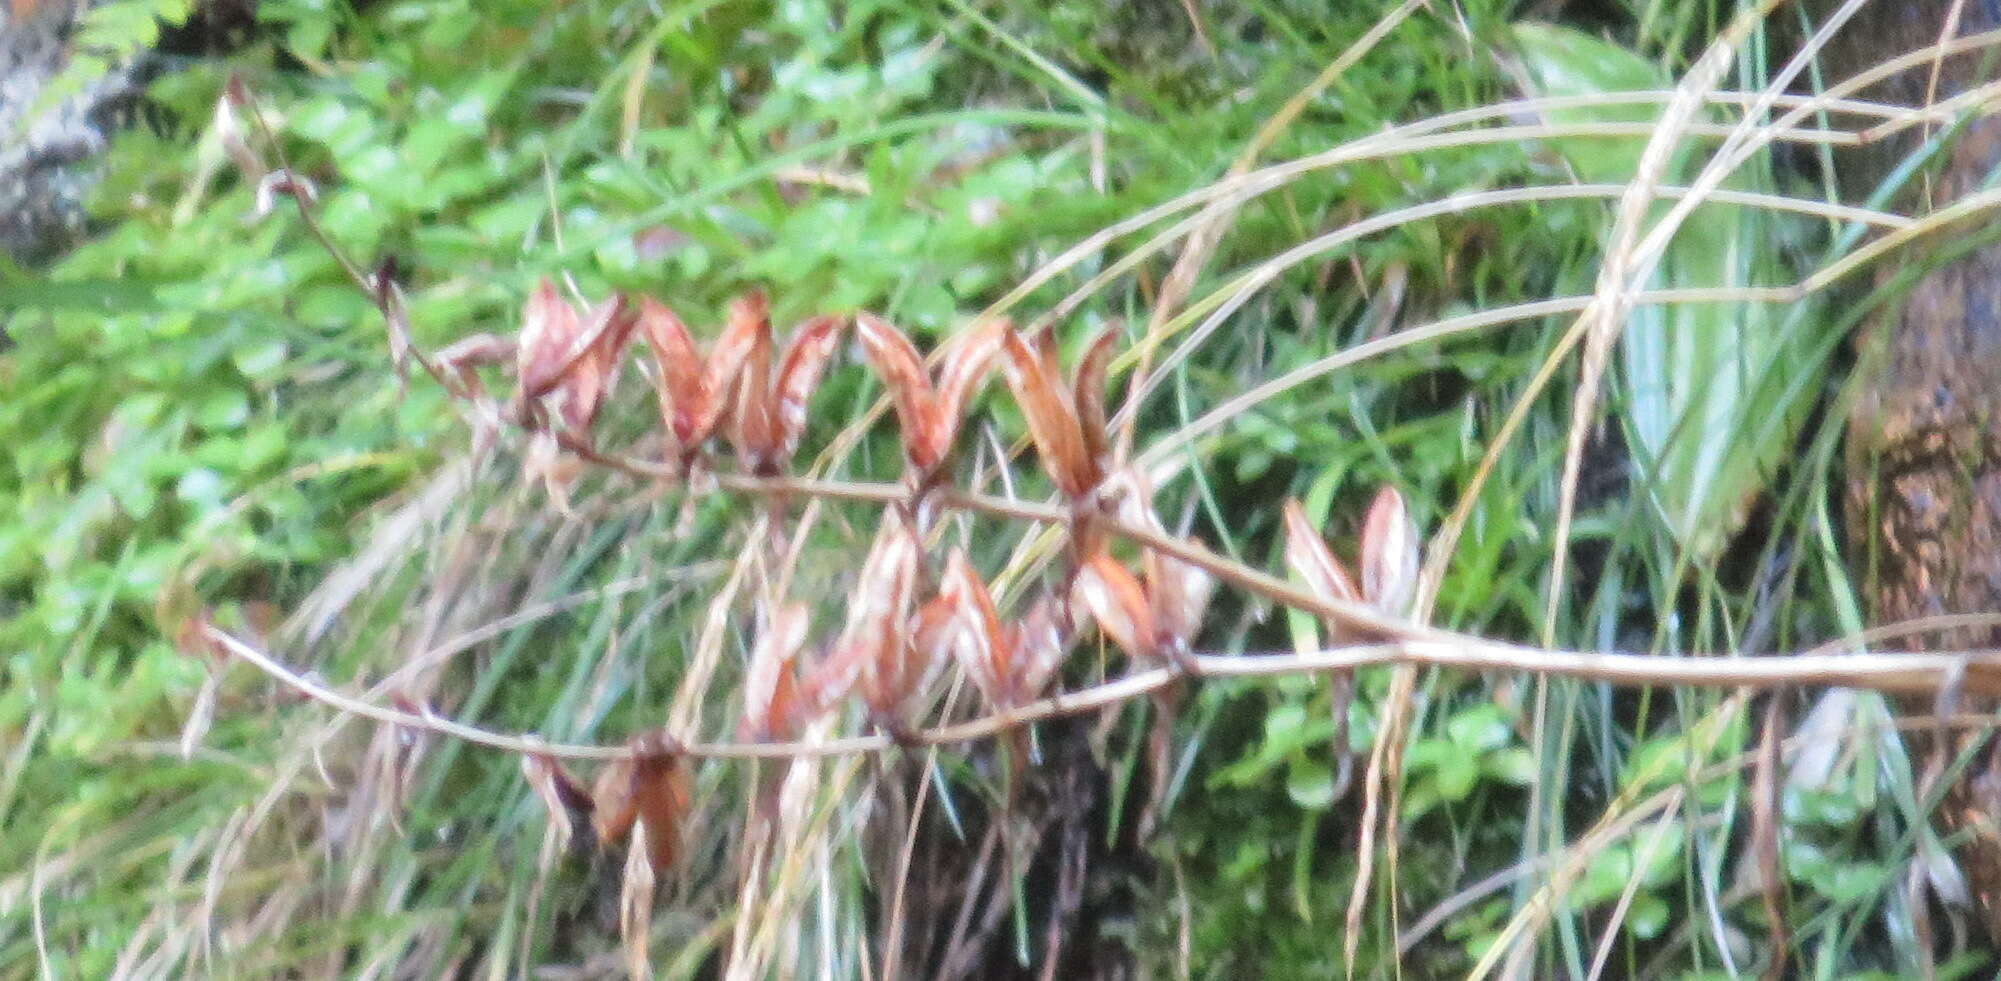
top-left (1359, 485), bottom-right (1420, 618)
top-left (211, 78), bottom-right (266, 180)
top-left (628, 732), bottom-right (691, 877)
top-left (433, 333), bottom-right (512, 400)
top-left (1072, 326), bottom-right (1121, 476)
top-left (638, 298), bottom-right (703, 446)
top-left (518, 279), bottom-right (581, 400)
top-left (939, 549), bottom-right (1006, 705)
top-left (729, 293), bottom-right (846, 474)
top-left (522, 752), bottom-right (596, 849)
top-left (1000, 327), bottom-right (1099, 500)
top-left (740, 603), bottom-right (812, 742)
top-left (522, 430), bottom-right (583, 512)
top-left (1011, 595), bottom-right (1070, 704)
top-left (637, 294), bottom-right (759, 461)
top-left (172, 609), bottom-right (225, 665)
top-left (252, 170), bottom-right (318, 218)
top-left (933, 320), bottom-right (1010, 456)
top-left (556, 295), bottom-right (637, 434)
top-left (591, 754), bottom-right (638, 846)
top-left (939, 550), bottom-right (1071, 710)
top-left (729, 294), bottom-right (776, 465)
top-left (840, 523), bottom-right (924, 727)
top-left (798, 632), bottom-right (867, 718)
top-left (761, 314), bottom-right (846, 469)
top-left (591, 733), bottom-right (692, 878)
top-left (1282, 499), bottom-right (1364, 638)
top-left (1144, 545), bottom-right (1214, 662)
top-left (856, 314), bottom-right (1007, 483)
top-left (1280, 497), bottom-right (1366, 806)
top-left (1071, 551), bottom-right (1159, 664)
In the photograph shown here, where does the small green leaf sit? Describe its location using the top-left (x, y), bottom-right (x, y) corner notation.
top-left (1285, 758), bottom-right (1338, 810)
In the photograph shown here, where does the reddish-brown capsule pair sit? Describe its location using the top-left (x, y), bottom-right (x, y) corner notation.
top-left (522, 731), bottom-right (689, 878)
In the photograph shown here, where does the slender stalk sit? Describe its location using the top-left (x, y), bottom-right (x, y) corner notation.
top-left (209, 625), bottom-right (2001, 763)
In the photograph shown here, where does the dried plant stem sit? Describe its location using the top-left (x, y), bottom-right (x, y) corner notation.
top-left (209, 624), bottom-right (2001, 763)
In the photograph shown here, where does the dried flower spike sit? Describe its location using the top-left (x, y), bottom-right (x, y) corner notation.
top-left (999, 325), bottom-right (1122, 501)
top-left (856, 314), bottom-right (1008, 489)
top-left (729, 291), bottom-right (846, 475)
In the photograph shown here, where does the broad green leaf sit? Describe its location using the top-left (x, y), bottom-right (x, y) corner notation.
top-left (1512, 22), bottom-right (1828, 563)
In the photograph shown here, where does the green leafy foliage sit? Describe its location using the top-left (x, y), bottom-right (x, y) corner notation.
top-left (0, 0), bottom-right (1977, 978)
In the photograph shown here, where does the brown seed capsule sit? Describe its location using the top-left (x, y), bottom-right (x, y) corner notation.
top-left (856, 313), bottom-right (1007, 482)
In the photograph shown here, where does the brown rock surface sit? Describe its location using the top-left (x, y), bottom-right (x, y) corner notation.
top-left (1829, 0), bottom-right (2001, 938)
